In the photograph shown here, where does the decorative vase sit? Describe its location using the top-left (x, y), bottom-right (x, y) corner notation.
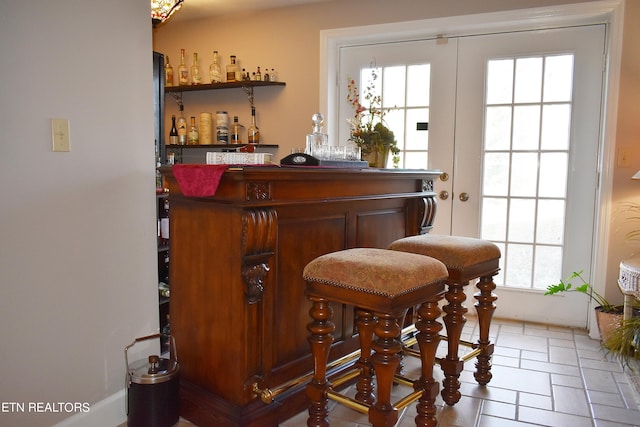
top-left (363, 146), bottom-right (390, 168)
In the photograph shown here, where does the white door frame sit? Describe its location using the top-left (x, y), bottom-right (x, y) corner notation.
top-left (320, 0), bottom-right (624, 338)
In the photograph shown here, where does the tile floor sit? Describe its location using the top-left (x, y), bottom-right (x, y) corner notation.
top-left (280, 316), bottom-right (640, 427)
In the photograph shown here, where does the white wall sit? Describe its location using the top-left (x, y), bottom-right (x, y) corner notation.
top-left (0, 1), bottom-right (158, 426)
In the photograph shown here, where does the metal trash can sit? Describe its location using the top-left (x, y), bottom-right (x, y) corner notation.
top-left (125, 333), bottom-right (179, 427)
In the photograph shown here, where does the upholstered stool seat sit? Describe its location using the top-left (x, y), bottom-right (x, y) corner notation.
top-left (389, 235), bottom-right (500, 406)
top-left (303, 248), bottom-right (448, 427)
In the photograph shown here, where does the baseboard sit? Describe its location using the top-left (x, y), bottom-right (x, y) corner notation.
top-left (52, 389), bottom-right (126, 427)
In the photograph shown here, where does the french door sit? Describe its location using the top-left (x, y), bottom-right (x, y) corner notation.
top-left (338, 25), bottom-right (606, 327)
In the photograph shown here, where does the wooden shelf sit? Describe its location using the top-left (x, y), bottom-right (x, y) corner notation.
top-left (165, 81), bottom-right (285, 93)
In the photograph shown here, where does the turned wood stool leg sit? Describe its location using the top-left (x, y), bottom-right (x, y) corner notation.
top-left (474, 274), bottom-right (497, 385)
top-left (414, 298), bottom-right (442, 427)
top-left (306, 295), bottom-right (335, 427)
top-left (355, 309), bottom-right (376, 405)
top-left (369, 311), bottom-right (405, 427)
top-left (441, 280), bottom-right (467, 406)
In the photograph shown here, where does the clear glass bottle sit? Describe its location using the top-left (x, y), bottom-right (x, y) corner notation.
top-left (178, 48), bottom-right (188, 85)
top-left (226, 55), bottom-right (238, 82)
top-left (177, 105), bottom-right (187, 145)
top-left (165, 55), bottom-right (174, 87)
top-left (209, 50), bottom-right (222, 83)
top-left (270, 68), bottom-right (278, 82)
top-left (305, 113), bottom-right (328, 158)
top-left (230, 116), bottom-right (245, 145)
top-left (188, 116), bottom-right (199, 145)
top-left (169, 115), bottom-right (178, 145)
top-left (190, 52), bottom-right (201, 85)
top-left (248, 106), bottom-right (260, 144)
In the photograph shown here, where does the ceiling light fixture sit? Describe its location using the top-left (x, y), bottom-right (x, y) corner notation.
top-left (151, 0), bottom-right (183, 27)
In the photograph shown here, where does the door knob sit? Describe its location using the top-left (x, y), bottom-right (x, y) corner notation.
top-left (459, 192), bottom-right (469, 202)
top-left (439, 190), bottom-right (449, 200)
top-left (439, 172), bottom-right (449, 182)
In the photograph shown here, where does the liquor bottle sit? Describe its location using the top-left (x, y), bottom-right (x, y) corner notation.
top-left (177, 105), bottom-right (187, 145)
top-left (165, 55), bottom-right (174, 87)
top-left (230, 116), bottom-right (245, 145)
top-left (190, 52), bottom-right (201, 85)
top-left (248, 106), bottom-right (260, 144)
top-left (169, 115), bottom-right (178, 145)
top-left (209, 50), bottom-right (222, 83)
top-left (226, 55), bottom-right (238, 82)
top-left (270, 68), bottom-right (278, 82)
top-left (264, 68), bottom-right (270, 82)
top-left (305, 112), bottom-right (328, 158)
top-left (256, 66), bottom-right (262, 81)
top-left (178, 48), bottom-right (188, 85)
top-left (188, 116), bottom-right (199, 145)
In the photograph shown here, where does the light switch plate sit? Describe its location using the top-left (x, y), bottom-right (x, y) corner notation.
top-left (51, 118), bottom-right (70, 152)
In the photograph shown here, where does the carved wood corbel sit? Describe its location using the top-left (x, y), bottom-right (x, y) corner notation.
top-left (241, 208), bottom-right (277, 304)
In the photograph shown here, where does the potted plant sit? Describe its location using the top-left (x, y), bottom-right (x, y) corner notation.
top-left (346, 69), bottom-right (399, 168)
top-left (544, 270), bottom-right (623, 346)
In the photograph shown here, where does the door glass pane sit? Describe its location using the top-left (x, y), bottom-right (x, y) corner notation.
top-left (481, 197), bottom-right (507, 241)
top-left (543, 54), bottom-right (574, 102)
top-left (407, 64), bottom-right (430, 107)
top-left (360, 64), bottom-right (430, 168)
top-left (486, 59), bottom-right (513, 104)
top-left (541, 104), bottom-right (571, 150)
top-left (483, 153), bottom-right (509, 196)
top-left (510, 153), bottom-right (538, 197)
top-left (533, 246), bottom-right (563, 290)
top-left (383, 66), bottom-right (406, 108)
top-left (508, 199), bottom-right (536, 243)
top-left (505, 243), bottom-right (533, 287)
top-left (405, 108), bottom-right (429, 150)
top-left (539, 153), bottom-right (568, 198)
top-left (485, 106), bottom-right (512, 150)
top-left (512, 105), bottom-right (540, 150)
top-left (481, 54), bottom-right (573, 290)
top-left (536, 199), bottom-right (565, 244)
top-left (514, 57), bottom-right (543, 103)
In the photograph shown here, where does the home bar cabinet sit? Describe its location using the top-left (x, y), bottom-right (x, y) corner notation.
top-left (161, 166), bottom-right (440, 426)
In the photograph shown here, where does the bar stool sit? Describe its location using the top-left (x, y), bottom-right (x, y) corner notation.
top-left (303, 248), bottom-right (448, 427)
top-left (389, 235), bottom-right (500, 406)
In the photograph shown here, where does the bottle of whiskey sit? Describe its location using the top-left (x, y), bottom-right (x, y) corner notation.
top-left (226, 55), bottom-right (238, 82)
top-left (256, 66), bottom-right (262, 81)
top-left (230, 116), bottom-right (245, 145)
top-left (178, 49), bottom-right (188, 85)
top-left (165, 56), bottom-right (174, 87)
top-left (248, 106), bottom-right (260, 144)
top-left (188, 116), bottom-right (199, 145)
top-left (177, 105), bottom-right (187, 145)
top-left (169, 115), bottom-right (178, 145)
top-left (209, 50), bottom-right (222, 83)
top-left (190, 52), bottom-right (201, 85)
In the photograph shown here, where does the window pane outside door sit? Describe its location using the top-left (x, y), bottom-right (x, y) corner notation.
top-left (481, 55), bottom-right (574, 290)
top-left (357, 64), bottom-right (432, 169)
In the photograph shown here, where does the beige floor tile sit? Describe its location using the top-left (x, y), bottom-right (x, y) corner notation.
top-left (552, 384), bottom-right (591, 416)
top-left (518, 405), bottom-right (593, 426)
top-left (518, 391), bottom-right (553, 410)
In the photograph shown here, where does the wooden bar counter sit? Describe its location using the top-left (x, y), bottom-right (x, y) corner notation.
top-left (161, 166), bottom-right (440, 426)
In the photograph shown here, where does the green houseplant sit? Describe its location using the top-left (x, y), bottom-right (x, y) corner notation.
top-left (346, 70), bottom-right (399, 168)
top-left (545, 270), bottom-right (623, 345)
